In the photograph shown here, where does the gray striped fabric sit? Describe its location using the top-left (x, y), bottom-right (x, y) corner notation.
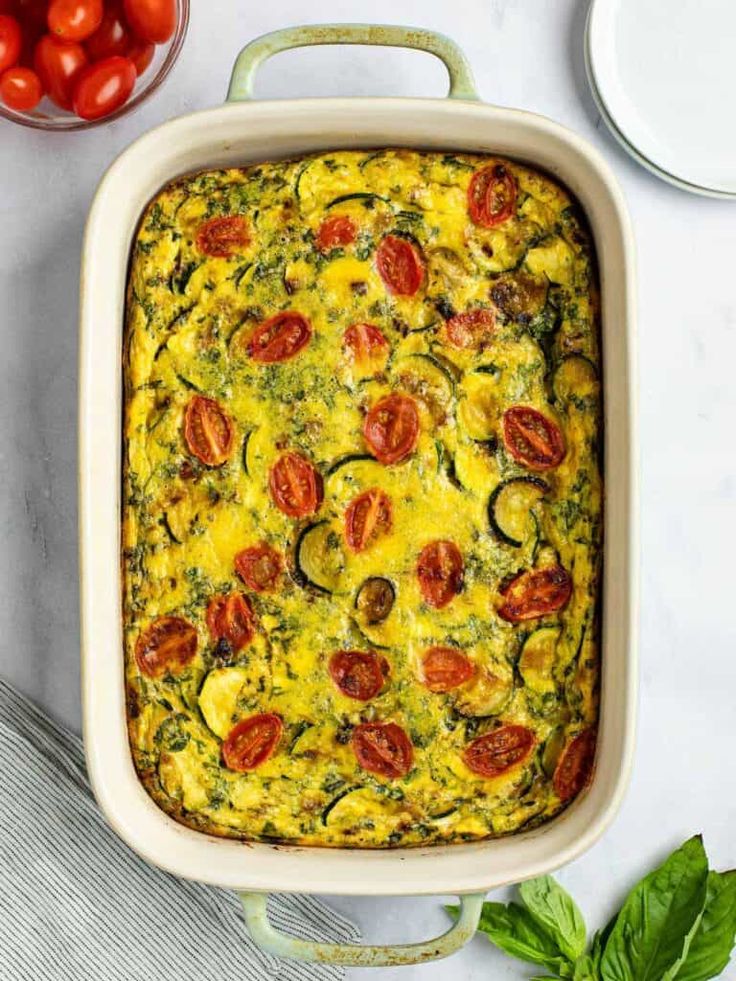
top-left (0, 679), bottom-right (360, 980)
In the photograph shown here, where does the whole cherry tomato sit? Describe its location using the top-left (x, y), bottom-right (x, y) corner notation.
top-left (48, 0), bottom-right (103, 42)
top-left (72, 53), bottom-right (135, 119)
top-left (0, 14), bottom-right (22, 72)
top-left (85, 2), bottom-right (153, 75)
top-left (34, 33), bottom-right (87, 109)
top-left (0, 64), bottom-right (42, 109)
top-left (123, 0), bottom-right (175, 44)
top-left (0, 1), bottom-right (17, 15)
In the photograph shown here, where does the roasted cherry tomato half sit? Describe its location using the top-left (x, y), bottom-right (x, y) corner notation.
top-left (0, 65), bottom-right (42, 109)
top-left (343, 322), bottom-right (388, 367)
top-left (206, 592), bottom-right (255, 652)
top-left (196, 214), bottom-right (249, 258)
top-left (0, 14), bottom-right (21, 72)
top-left (72, 53), bottom-right (135, 120)
top-left (463, 725), bottom-right (535, 777)
top-left (135, 616), bottom-right (197, 678)
top-left (248, 311), bottom-right (312, 364)
top-left (234, 543), bottom-right (283, 593)
top-left (468, 163), bottom-right (517, 227)
top-left (376, 234), bottom-right (424, 296)
top-left (363, 393), bottom-right (419, 465)
top-left (344, 488), bottom-right (392, 553)
top-left (122, 0), bottom-right (175, 44)
top-left (48, 0), bottom-right (103, 42)
top-left (444, 307), bottom-right (496, 350)
top-left (553, 728), bottom-right (596, 801)
top-left (269, 451), bottom-right (323, 518)
top-left (416, 540), bottom-right (464, 609)
top-left (503, 405), bottom-right (565, 471)
top-left (352, 721), bottom-right (413, 778)
top-left (329, 649), bottom-right (389, 701)
top-left (183, 395), bottom-right (234, 467)
top-left (34, 34), bottom-right (87, 109)
top-left (421, 646), bottom-right (475, 692)
top-left (498, 564), bottom-right (572, 622)
top-left (222, 713), bottom-right (283, 772)
top-left (316, 214), bottom-right (357, 252)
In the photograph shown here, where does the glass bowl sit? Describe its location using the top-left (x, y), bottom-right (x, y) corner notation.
top-left (0, 0), bottom-right (189, 131)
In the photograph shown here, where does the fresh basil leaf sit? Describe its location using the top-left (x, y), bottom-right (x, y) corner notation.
top-left (521, 875), bottom-right (587, 961)
top-left (674, 870), bottom-right (736, 981)
top-left (448, 900), bottom-right (574, 976)
top-left (573, 953), bottom-right (601, 981)
top-left (600, 835), bottom-right (709, 981)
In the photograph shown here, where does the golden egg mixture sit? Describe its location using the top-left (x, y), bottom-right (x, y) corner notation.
top-left (123, 149), bottom-right (602, 847)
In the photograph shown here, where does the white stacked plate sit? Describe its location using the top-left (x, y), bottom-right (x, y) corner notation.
top-left (585, 0), bottom-right (736, 198)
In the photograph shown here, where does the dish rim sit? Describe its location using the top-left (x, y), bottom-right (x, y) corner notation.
top-left (79, 95), bottom-right (638, 896)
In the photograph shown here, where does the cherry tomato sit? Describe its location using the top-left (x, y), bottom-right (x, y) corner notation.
top-left (34, 34), bottom-right (87, 108)
top-left (463, 725), bottom-right (535, 777)
top-left (345, 488), bottom-right (392, 553)
top-left (183, 395), bottom-right (234, 467)
top-left (235, 543), bottom-right (283, 593)
top-left (206, 593), bottom-right (254, 652)
top-left (0, 15), bottom-right (22, 72)
top-left (329, 650), bottom-right (388, 701)
top-left (416, 540), bottom-right (464, 609)
top-left (0, 65), bottom-right (42, 109)
top-left (248, 311), bottom-right (312, 364)
top-left (0, 2), bottom-right (17, 15)
top-left (444, 307), bottom-right (496, 350)
top-left (72, 53), bottom-right (135, 119)
top-left (503, 406), bottom-right (566, 471)
top-left (196, 215), bottom-right (249, 258)
top-left (48, 0), bottom-right (102, 42)
top-left (126, 35), bottom-right (152, 75)
top-left (269, 451), bottom-right (323, 518)
top-left (498, 564), bottom-right (572, 623)
top-left (222, 713), bottom-right (282, 772)
top-left (363, 393), bottom-right (419, 465)
top-left (352, 722), bottom-right (413, 778)
top-left (376, 234), bottom-right (424, 296)
top-left (317, 214), bottom-right (357, 252)
top-left (553, 729), bottom-right (596, 801)
top-left (344, 322), bottom-right (388, 367)
top-left (468, 163), bottom-right (517, 227)
top-left (18, 0), bottom-right (47, 29)
top-left (135, 616), bottom-right (197, 678)
top-left (421, 646), bottom-right (475, 693)
top-left (84, 1), bottom-right (128, 59)
top-left (122, 0), bottom-right (175, 44)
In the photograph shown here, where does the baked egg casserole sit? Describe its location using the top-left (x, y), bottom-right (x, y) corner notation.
top-left (123, 149), bottom-right (602, 847)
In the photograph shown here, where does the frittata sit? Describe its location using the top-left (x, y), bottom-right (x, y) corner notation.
top-left (123, 149), bottom-right (602, 848)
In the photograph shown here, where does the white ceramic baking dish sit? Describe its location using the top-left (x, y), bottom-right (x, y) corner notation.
top-left (79, 25), bottom-right (638, 967)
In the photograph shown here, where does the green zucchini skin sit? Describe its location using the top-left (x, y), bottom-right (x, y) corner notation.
top-left (325, 453), bottom-right (374, 476)
top-left (488, 476), bottom-right (549, 548)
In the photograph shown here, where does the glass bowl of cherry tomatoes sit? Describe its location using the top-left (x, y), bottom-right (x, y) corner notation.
top-left (0, 0), bottom-right (188, 128)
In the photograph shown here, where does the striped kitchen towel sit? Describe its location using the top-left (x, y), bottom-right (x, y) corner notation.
top-left (0, 679), bottom-right (360, 980)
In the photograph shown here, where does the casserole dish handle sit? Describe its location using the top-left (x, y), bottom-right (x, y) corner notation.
top-left (239, 891), bottom-right (485, 967)
top-left (227, 23), bottom-right (479, 102)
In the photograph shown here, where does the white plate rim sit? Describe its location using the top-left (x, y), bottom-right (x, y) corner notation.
top-left (584, 0), bottom-right (736, 200)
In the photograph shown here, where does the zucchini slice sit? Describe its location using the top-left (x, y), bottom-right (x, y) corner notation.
top-left (488, 477), bottom-right (548, 548)
top-left (458, 375), bottom-right (497, 441)
top-left (326, 192), bottom-right (389, 209)
top-left (355, 577), bottom-right (395, 625)
top-left (392, 353), bottom-right (455, 423)
top-left (453, 669), bottom-right (513, 718)
top-left (326, 453), bottom-right (373, 477)
top-left (294, 521), bottom-right (346, 594)
top-left (541, 725), bottom-right (566, 778)
top-left (552, 355), bottom-right (598, 409)
top-left (518, 627), bottom-right (560, 694)
top-left (198, 666), bottom-right (252, 739)
top-left (322, 786), bottom-right (361, 826)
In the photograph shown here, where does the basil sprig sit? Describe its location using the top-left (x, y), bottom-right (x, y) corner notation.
top-left (447, 836), bottom-right (736, 980)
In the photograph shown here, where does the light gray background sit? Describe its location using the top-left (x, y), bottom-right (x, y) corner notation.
top-left (1, 1), bottom-right (734, 978)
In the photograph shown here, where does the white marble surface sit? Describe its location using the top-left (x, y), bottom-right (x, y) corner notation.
top-left (1, 1), bottom-right (734, 978)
